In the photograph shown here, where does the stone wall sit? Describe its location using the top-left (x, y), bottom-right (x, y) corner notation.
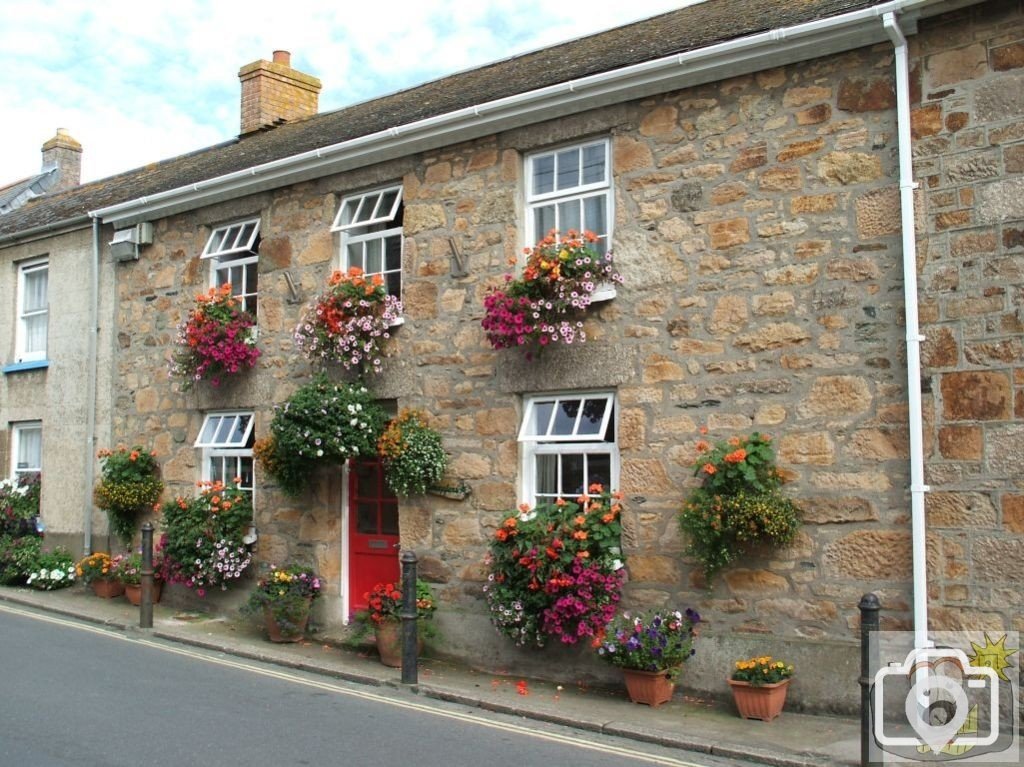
top-left (107, 1), bottom-right (1024, 710)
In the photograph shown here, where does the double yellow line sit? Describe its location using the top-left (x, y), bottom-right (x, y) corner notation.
top-left (1, 602), bottom-right (706, 767)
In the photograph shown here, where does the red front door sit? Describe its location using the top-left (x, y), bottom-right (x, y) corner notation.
top-left (348, 459), bottom-right (400, 613)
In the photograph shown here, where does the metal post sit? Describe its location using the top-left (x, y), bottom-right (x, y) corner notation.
top-left (400, 549), bottom-right (418, 685)
top-left (859, 592), bottom-right (881, 767)
top-left (140, 522), bottom-right (154, 629)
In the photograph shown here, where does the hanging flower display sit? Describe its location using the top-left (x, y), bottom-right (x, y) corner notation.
top-left (481, 230), bottom-right (622, 358)
top-left (169, 283), bottom-right (260, 390)
top-left (293, 267), bottom-right (402, 374)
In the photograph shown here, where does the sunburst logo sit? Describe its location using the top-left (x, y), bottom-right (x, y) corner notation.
top-left (967, 633), bottom-right (1018, 682)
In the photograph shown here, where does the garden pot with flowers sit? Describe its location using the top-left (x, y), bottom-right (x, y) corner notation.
top-left (294, 267), bottom-right (402, 374)
top-left (243, 563), bottom-right (322, 642)
top-left (481, 230), bottom-right (622, 359)
top-left (254, 374), bottom-right (387, 497)
top-left (76, 552), bottom-right (124, 598)
top-left (359, 579), bottom-right (436, 667)
top-left (483, 484), bottom-right (626, 649)
top-left (115, 551), bottom-right (164, 605)
top-left (168, 283), bottom-right (260, 390)
top-left (158, 480), bottom-right (253, 596)
top-left (728, 656), bottom-right (794, 721)
top-left (377, 409), bottom-right (448, 497)
top-left (596, 608), bottom-right (701, 707)
top-left (679, 431), bottom-right (800, 582)
top-left (93, 445), bottom-right (164, 548)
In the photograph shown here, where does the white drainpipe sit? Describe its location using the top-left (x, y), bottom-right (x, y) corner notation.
top-left (83, 216), bottom-right (100, 555)
top-left (883, 12), bottom-right (931, 652)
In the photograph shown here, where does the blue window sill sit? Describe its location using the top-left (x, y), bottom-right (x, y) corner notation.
top-left (2, 360), bottom-right (49, 374)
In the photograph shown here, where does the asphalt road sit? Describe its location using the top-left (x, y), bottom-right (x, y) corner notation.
top-left (0, 604), bottom-right (737, 767)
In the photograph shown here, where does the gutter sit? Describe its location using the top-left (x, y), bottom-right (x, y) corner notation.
top-left (0, 215), bottom-right (92, 247)
top-left (883, 13), bottom-right (931, 653)
top-left (89, 0), bottom-right (959, 226)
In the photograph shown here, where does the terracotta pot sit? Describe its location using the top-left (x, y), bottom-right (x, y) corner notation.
top-left (728, 678), bottom-right (790, 721)
top-left (90, 578), bottom-right (125, 599)
top-left (123, 581), bottom-right (163, 606)
top-left (373, 620), bottom-right (424, 667)
top-left (621, 668), bottom-right (676, 707)
top-left (263, 600), bottom-right (312, 643)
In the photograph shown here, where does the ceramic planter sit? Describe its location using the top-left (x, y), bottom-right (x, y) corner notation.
top-left (621, 668), bottom-right (676, 707)
top-left (374, 620), bottom-right (424, 667)
top-left (123, 581), bottom-right (162, 606)
top-left (728, 678), bottom-right (790, 721)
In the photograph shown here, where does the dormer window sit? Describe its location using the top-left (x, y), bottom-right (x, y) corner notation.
top-left (331, 185), bottom-right (403, 297)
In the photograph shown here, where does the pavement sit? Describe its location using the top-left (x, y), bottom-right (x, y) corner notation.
top-left (0, 584), bottom-right (861, 767)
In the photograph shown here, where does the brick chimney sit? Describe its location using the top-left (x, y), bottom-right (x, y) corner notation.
top-left (238, 50), bottom-right (321, 135)
top-left (40, 128), bottom-right (82, 191)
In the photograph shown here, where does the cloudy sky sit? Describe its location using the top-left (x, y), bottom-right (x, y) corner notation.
top-left (1, 0), bottom-right (695, 184)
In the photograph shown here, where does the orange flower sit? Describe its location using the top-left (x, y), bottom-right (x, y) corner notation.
top-left (724, 449), bottom-right (747, 463)
top-left (129, 451), bottom-right (139, 461)
top-left (728, 436), bottom-right (741, 447)
top-left (574, 515), bottom-right (586, 527)
top-left (495, 529), bottom-right (508, 542)
top-left (554, 498), bottom-right (567, 507)
top-left (572, 530), bottom-right (587, 541)
top-left (695, 440), bottom-right (710, 453)
top-left (699, 426), bottom-right (708, 435)
top-left (602, 513), bottom-right (615, 524)
top-left (703, 463), bottom-right (717, 475)
top-left (588, 483), bottom-right (604, 494)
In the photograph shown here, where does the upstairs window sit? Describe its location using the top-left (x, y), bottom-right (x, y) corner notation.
top-left (526, 140), bottom-right (611, 254)
top-left (11, 421), bottom-right (42, 478)
top-left (332, 185), bottom-right (403, 297)
top-left (202, 219), bottom-right (260, 315)
top-left (518, 393), bottom-right (618, 507)
top-left (16, 259), bottom-right (48, 362)
top-left (194, 412), bottom-right (255, 498)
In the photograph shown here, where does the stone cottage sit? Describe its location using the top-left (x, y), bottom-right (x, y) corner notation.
top-left (2, 0), bottom-right (1022, 711)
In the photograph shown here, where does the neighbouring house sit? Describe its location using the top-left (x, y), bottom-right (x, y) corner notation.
top-left (2, 0), bottom-right (1022, 712)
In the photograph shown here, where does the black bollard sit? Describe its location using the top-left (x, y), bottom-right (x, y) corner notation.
top-left (400, 549), bottom-right (418, 685)
top-left (859, 592), bottom-right (881, 767)
top-left (140, 522), bottom-right (154, 629)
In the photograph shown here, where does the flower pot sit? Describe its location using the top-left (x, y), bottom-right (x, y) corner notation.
top-left (263, 600), bottom-right (312, 643)
top-left (728, 678), bottom-right (790, 721)
top-left (90, 578), bottom-right (125, 599)
top-left (373, 620), bottom-right (423, 668)
top-left (123, 581), bottom-right (163, 606)
top-left (621, 668), bottom-right (676, 707)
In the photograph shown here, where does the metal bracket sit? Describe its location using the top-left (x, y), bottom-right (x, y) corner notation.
top-left (448, 238), bottom-right (469, 278)
top-left (282, 270), bottom-right (302, 304)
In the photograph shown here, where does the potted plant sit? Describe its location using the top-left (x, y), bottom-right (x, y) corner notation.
top-left (243, 563), bottom-right (323, 643)
top-left (360, 579), bottom-right (436, 667)
top-left (679, 431), bottom-right (800, 581)
top-left (114, 550), bottom-right (164, 605)
top-left (25, 548), bottom-right (77, 591)
top-left (728, 655), bottom-right (795, 721)
top-left (158, 480), bottom-right (253, 596)
top-left (377, 409), bottom-right (448, 496)
top-left (76, 552), bottom-right (124, 598)
top-left (293, 267), bottom-right (402, 374)
top-left (481, 229), bottom-right (622, 359)
top-left (484, 485), bottom-right (626, 648)
top-left (596, 608), bottom-right (701, 707)
top-left (93, 445), bottom-right (164, 548)
top-left (254, 374), bottom-right (387, 497)
top-left (168, 282), bottom-right (260, 390)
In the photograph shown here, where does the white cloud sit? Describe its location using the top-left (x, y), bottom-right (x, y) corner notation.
top-left (0, 0), bottom-right (691, 183)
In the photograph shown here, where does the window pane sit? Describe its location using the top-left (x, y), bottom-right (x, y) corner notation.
top-left (379, 189), bottom-right (399, 218)
top-left (531, 401), bottom-right (554, 436)
top-left (209, 457), bottom-right (225, 484)
top-left (24, 315), bottom-right (47, 354)
top-left (385, 272), bottom-right (401, 297)
top-left (228, 414), bottom-right (250, 445)
top-left (213, 416), bottom-right (235, 444)
top-left (237, 457), bottom-right (254, 489)
top-left (556, 148), bottom-right (580, 191)
top-left (586, 454), bottom-right (612, 489)
top-left (583, 194), bottom-right (607, 240)
top-left (381, 503), bottom-right (399, 536)
top-left (207, 230), bottom-right (226, 253)
top-left (356, 502), bottom-right (378, 534)
top-left (562, 453), bottom-right (585, 496)
top-left (345, 242), bottom-right (364, 272)
top-left (245, 265), bottom-right (258, 296)
top-left (199, 417), bottom-right (220, 445)
top-left (384, 235), bottom-right (402, 272)
top-left (23, 269), bottom-right (47, 312)
top-left (17, 428), bottom-right (41, 470)
top-left (551, 400), bottom-right (580, 435)
top-left (535, 455), bottom-right (558, 496)
top-left (577, 398), bottom-right (608, 436)
top-left (582, 144), bottom-right (606, 185)
top-left (239, 222), bottom-right (257, 247)
top-left (365, 238), bottom-right (383, 275)
top-left (532, 154), bottom-right (555, 196)
top-left (534, 204), bottom-right (555, 242)
top-left (558, 199), bottom-right (581, 234)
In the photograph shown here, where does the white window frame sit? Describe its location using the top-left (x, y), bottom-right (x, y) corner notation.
top-left (331, 185), bottom-right (403, 298)
top-left (16, 258), bottom-right (48, 363)
top-left (525, 139), bottom-right (612, 254)
top-left (518, 392), bottom-right (619, 507)
top-left (202, 219), bottom-right (260, 316)
top-left (10, 421), bottom-right (42, 478)
top-left (195, 412), bottom-right (255, 499)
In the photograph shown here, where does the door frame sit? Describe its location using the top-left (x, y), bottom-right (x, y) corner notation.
top-left (340, 461), bottom-right (352, 624)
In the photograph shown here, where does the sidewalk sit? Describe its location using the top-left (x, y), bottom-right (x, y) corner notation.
top-left (0, 585), bottom-right (860, 767)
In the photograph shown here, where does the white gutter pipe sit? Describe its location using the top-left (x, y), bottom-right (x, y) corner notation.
top-left (883, 12), bottom-right (931, 652)
top-left (83, 216), bottom-right (100, 556)
top-left (91, 0), bottom-right (951, 225)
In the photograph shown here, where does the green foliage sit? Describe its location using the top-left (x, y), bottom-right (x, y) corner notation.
top-left (0, 475), bottom-right (43, 585)
top-left (680, 432), bottom-right (801, 582)
top-left (255, 374), bottom-right (387, 496)
top-left (26, 548), bottom-right (77, 590)
top-left (0, 535), bottom-right (43, 585)
top-left (243, 563), bottom-right (323, 636)
top-left (377, 410), bottom-right (448, 496)
top-left (732, 655), bottom-right (795, 686)
top-left (94, 446), bottom-right (164, 547)
top-left (596, 608), bottom-right (701, 679)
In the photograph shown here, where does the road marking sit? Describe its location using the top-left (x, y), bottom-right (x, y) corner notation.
top-left (1, 601), bottom-right (708, 767)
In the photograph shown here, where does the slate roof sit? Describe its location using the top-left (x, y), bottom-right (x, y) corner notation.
top-left (0, 0), bottom-right (903, 239)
